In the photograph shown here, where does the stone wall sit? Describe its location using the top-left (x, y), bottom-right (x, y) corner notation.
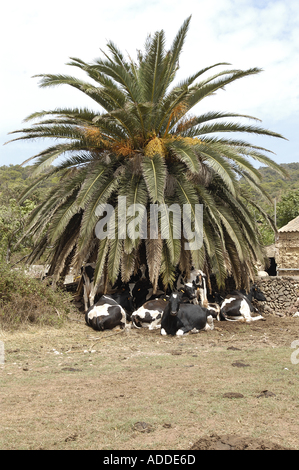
top-left (254, 276), bottom-right (299, 317)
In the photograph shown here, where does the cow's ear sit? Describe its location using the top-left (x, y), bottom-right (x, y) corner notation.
top-left (180, 289), bottom-right (184, 293)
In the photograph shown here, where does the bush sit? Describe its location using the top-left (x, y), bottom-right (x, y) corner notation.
top-left (0, 263), bottom-right (75, 329)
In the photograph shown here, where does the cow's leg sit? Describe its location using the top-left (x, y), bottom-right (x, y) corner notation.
top-left (149, 322), bottom-right (161, 330)
top-left (239, 300), bottom-right (264, 323)
top-left (176, 329), bottom-right (188, 336)
top-left (198, 286), bottom-right (208, 307)
top-left (131, 316), bottom-right (142, 329)
top-left (239, 299), bottom-right (255, 323)
top-left (83, 286), bottom-right (89, 312)
top-left (196, 287), bottom-right (200, 304)
top-left (120, 307), bottom-right (132, 330)
top-left (247, 314), bottom-right (265, 322)
top-left (161, 328), bottom-right (167, 336)
top-left (204, 315), bottom-right (214, 331)
top-left (148, 312), bottom-right (162, 330)
top-left (189, 315), bottom-right (214, 333)
top-left (225, 316), bottom-right (246, 322)
top-left (176, 325), bottom-right (192, 336)
top-left (120, 307), bottom-right (128, 329)
top-left (89, 282), bottom-right (96, 307)
top-left (83, 275), bottom-right (93, 310)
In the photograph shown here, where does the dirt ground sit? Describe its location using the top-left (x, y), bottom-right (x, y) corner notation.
top-left (0, 313), bottom-right (299, 450)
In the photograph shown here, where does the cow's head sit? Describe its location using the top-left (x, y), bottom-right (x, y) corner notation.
top-left (180, 281), bottom-right (197, 300)
top-left (251, 285), bottom-right (266, 301)
top-left (193, 271), bottom-right (206, 289)
top-left (169, 292), bottom-right (183, 315)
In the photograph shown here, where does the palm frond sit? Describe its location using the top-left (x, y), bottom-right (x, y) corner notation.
top-left (48, 195), bottom-right (80, 244)
top-left (193, 120), bottom-right (286, 141)
top-left (185, 67), bottom-right (263, 111)
top-left (163, 16), bottom-right (191, 89)
top-left (92, 238), bottom-right (109, 290)
top-left (146, 234), bottom-right (163, 293)
top-left (107, 236), bottom-right (123, 285)
top-left (141, 154), bottom-right (167, 203)
top-left (75, 174), bottom-right (119, 259)
top-left (165, 138), bottom-right (200, 173)
top-left (197, 145), bottom-right (238, 196)
top-left (121, 250), bottom-right (136, 283)
top-left (160, 242), bottom-right (176, 289)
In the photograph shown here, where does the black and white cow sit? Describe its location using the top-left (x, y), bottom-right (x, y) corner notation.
top-left (81, 263), bottom-right (96, 311)
top-left (202, 292), bottom-right (224, 320)
top-left (176, 269), bottom-right (207, 306)
top-left (188, 268), bottom-right (208, 305)
top-left (132, 298), bottom-right (169, 330)
top-left (220, 285), bottom-right (266, 323)
top-left (108, 285), bottom-right (135, 321)
top-left (161, 291), bottom-right (214, 336)
top-left (81, 263), bottom-right (115, 311)
top-left (85, 295), bottom-right (129, 331)
top-left (130, 279), bottom-right (164, 310)
top-left (131, 282), bottom-right (198, 330)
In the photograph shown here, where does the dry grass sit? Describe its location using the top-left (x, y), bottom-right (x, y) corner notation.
top-left (0, 315), bottom-right (299, 450)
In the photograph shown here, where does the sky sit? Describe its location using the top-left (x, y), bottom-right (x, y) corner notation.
top-left (0, 0), bottom-right (298, 169)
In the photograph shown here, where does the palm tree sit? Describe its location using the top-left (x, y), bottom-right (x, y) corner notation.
top-left (8, 16), bottom-right (287, 295)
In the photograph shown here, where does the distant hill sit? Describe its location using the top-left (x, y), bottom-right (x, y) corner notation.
top-left (257, 162), bottom-right (299, 201)
top-left (0, 164), bottom-right (59, 204)
top-left (1, 162), bottom-right (298, 206)
top-left (1, 162), bottom-right (298, 202)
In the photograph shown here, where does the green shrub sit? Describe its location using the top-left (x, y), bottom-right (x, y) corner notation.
top-left (0, 262), bottom-right (75, 329)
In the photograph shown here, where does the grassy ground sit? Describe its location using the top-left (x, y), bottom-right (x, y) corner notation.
top-left (0, 314), bottom-right (299, 450)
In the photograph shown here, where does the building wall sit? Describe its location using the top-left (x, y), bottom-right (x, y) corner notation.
top-left (276, 232), bottom-right (299, 276)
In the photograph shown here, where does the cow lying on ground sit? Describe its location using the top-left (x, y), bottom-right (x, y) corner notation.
top-left (131, 282), bottom-right (198, 330)
top-left (85, 295), bottom-right (128, 331)
top-left (109, 285), bottom-right (135, 321)
top-left (81, 263), bottom-right (115, 311)
top-left (220, 285), bottom-right (266, 323)
top-left (161, 291), bottom-right (214, 336)
top-left (132, 298), bottom-right (169, 330)
top-left (206, 303), bottom-right (221, 320)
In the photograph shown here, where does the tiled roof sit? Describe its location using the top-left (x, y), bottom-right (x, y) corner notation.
top-left (278, 215), bottom-right (299, 233)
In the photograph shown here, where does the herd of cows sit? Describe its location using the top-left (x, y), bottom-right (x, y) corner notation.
top-left (82, 265), bottom-right (267, 336)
